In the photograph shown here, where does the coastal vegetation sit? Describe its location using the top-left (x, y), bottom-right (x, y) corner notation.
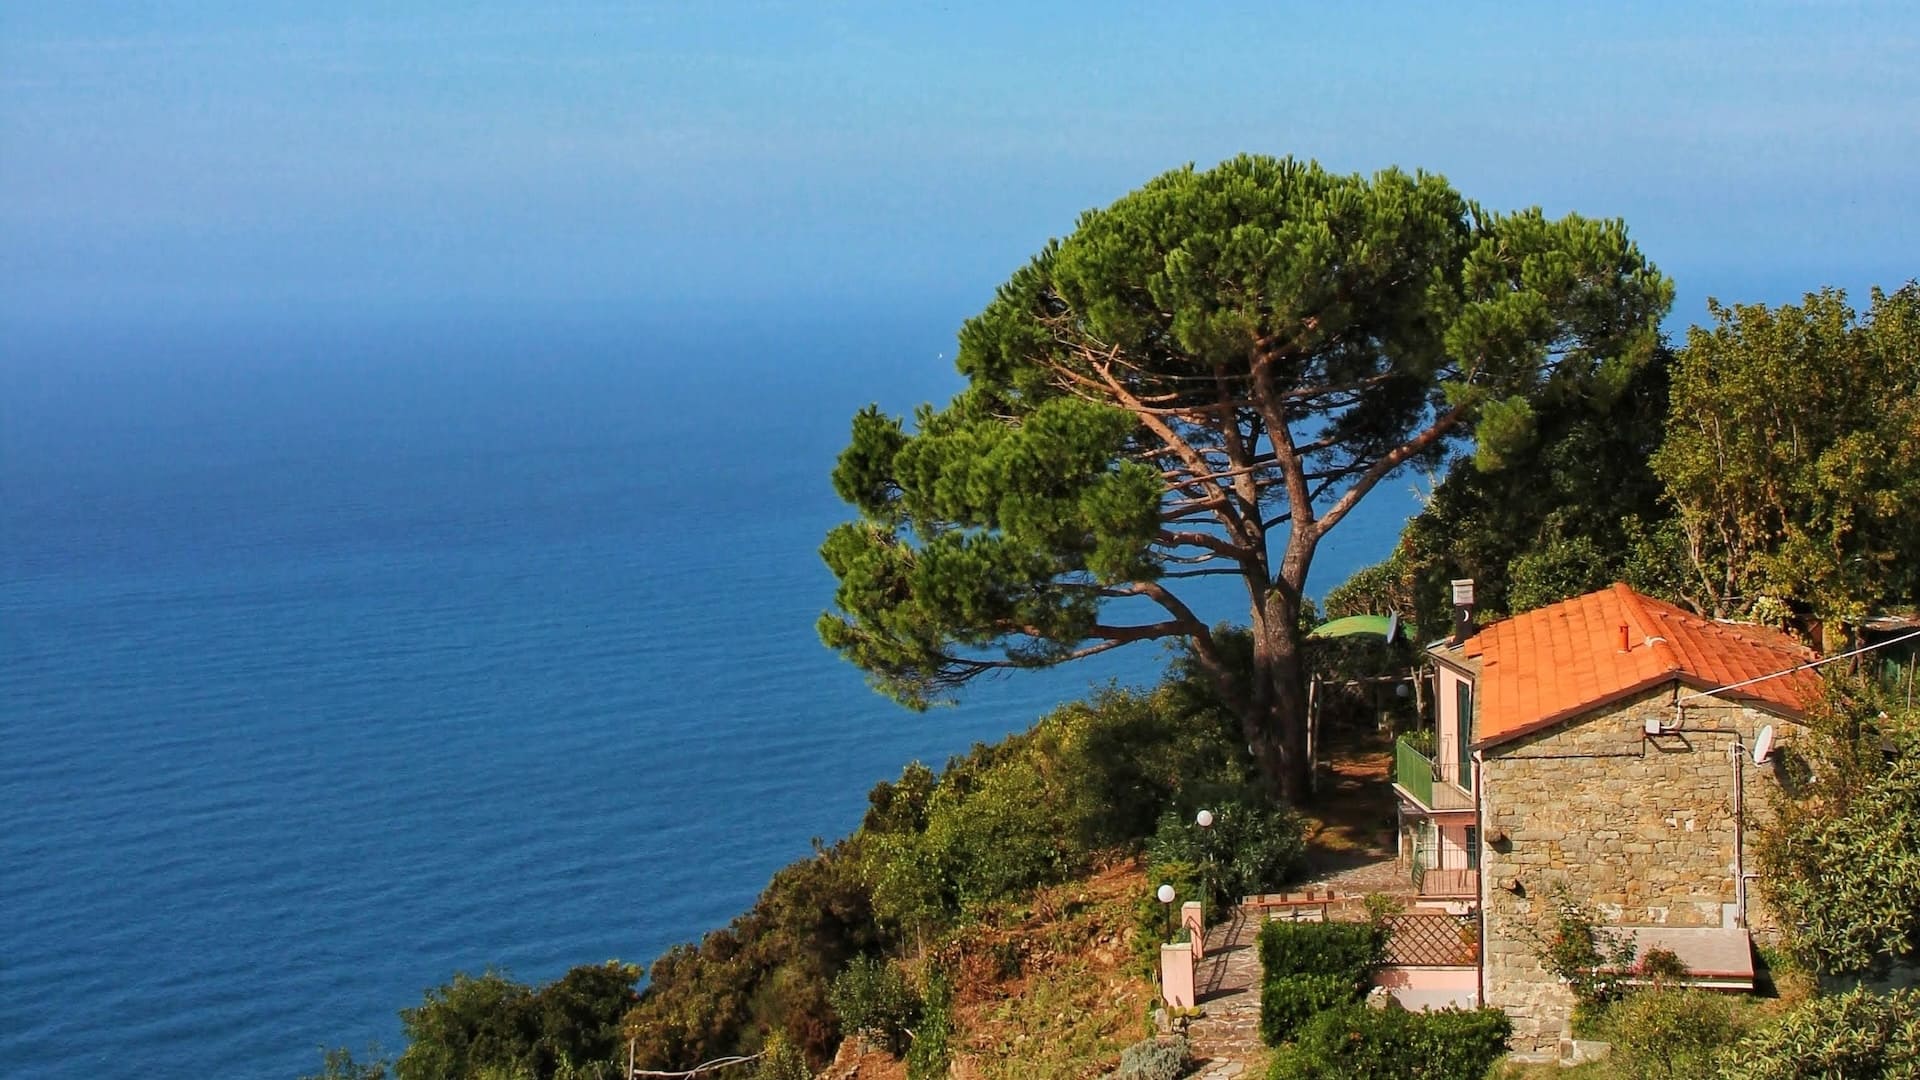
top-left (1339, 282), bottom-right (1920, 641)
top-left (315, 151), bottom-right (1918, 1078)
top-left (617, 661), bottom-right (1288, 1074)
top-left (819, 154), bottom-right (1672, 801)
top-left (1756, 683), bottom-right (1920, 978)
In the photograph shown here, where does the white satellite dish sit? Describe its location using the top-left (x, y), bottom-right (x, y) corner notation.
top-left (1752, 725), bottom-right (1775, 765)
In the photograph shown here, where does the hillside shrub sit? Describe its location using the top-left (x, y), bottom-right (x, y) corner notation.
top-left (627, 839), bottom-right (880, 1068)
top-left (904, 967), bottom-right (954, 1080)
top-left (1605, 989), bottom-right (1739, 1080)
top-left (1257, 920), bottom-right (1388, 982)
top-left (1133, 860), bottom-right (1204, 974)
top-left (1147, 798), bottom-right (1308, 913)
top-left (1266, 1004), bottom-right (1511, 1080)
top-left (394, 962), bottom-right (639, 1080)
top-left (1105, 1035), bottom-right (1192, 1080)
top-left (827, 955), bottom-right (920, 1056)
top-left (1716, 987), bottom-right (1920, 1080)
top-left (923, 754), bottom-right (1079, 909)
top-left (302, 1048), bottom-right (388, 1080)
top-left (1259, 973), bottom-right (1362, 1045)
top-left (752, 1032), bottom-right (813, 1080)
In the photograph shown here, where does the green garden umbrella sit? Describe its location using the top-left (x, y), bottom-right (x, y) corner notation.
top-left (1307, 613), bottom-right (1403, 642)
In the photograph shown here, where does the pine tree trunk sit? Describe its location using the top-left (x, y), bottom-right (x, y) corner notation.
top-left (1247, 586), bottom-right (1313, 804)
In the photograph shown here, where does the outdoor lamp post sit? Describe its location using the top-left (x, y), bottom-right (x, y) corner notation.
top-left (1156, 882), bottom-right (1176, 939)
top-left (1195, 809), bottom-right (1215, 916)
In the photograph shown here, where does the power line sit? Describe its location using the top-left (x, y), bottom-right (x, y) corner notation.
top-left (1674, 626), bottom-right (1920, 705)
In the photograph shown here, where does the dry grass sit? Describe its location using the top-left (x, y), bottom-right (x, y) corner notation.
top-left (940, 859), bottom-right (1156, 1080)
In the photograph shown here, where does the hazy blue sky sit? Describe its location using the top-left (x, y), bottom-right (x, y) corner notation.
top-left (4, 2), bottom-right (1916, 325)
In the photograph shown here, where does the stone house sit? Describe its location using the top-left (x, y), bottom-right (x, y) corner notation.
top-left (1391, 583), bottom-right (1821, 1048)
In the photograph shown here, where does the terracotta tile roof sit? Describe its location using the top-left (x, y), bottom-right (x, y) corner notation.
top-left (1461, 583), bottom-right (1820, 747)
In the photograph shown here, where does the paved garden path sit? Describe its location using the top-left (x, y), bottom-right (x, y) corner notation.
top-left (1181, 853), bottom-right (1413, 1080)
top-left (1183, 903), bottom-right (1265, 1078)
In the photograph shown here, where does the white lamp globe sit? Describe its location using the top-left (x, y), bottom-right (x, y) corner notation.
top-left (1195, 809), bottom-right (1215, 828)
top-left (1156, 883), bottom-right (1176, 904)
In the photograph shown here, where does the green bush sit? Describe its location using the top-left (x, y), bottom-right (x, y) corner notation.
top-left (1605, 989), bottom-right (1740, 1080)
top-left (1147, 798), bottom-right (1307, 913)
top-left (905, 967), bottom-right (954, 1080)
top-left (1257, 920), bottom-right (1388, 982)
top-left (1526, 887), bottom-right (1639, 1006)
top-left (923, 754), bottom-right (1078, 909)
top-left (302, 1048), bottom-right (388, 1080)
top-left (393, 962), bottom-right (640, 1080)
top-left (1716, 987), bottom-right (1920, 1080)
top-left (1267, 1004), bottom-right (1511, 1080)
top-left (827, 955), bottom-right (920, 1056)
top-left (753, 1032), bottom-right (813, 1080)
top-left (1757, 706), bottom-right (1920, 977)
top-left (1105, 1035), bottom-right (1192, 1080)
top-left (1259, 973), bottom-right (1362, 1046)
top-left (1133, 860), bottom-right (1204, 974)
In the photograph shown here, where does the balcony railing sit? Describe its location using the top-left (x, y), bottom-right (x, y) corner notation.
top-left (1420, 868), bottom-right (1480, 899)
top-left (1394, 736), bottom-right (1475, 812)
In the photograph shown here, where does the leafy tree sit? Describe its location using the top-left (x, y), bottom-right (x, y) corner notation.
top-left (1718, 987), bottom-right (1920, 1080)
top-left (1330, 342), bottom-right (1678, 642)
top-left (395, 971), bottom-right (535, 1080)
top-left (1758, 690), bottom-right (1920, 976)
top-left (1652, 284), bottom-right (1920, 626)
top-left (821, 154), bottom-right (1671, 799)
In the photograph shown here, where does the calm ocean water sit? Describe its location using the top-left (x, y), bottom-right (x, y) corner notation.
top-left (0, 309), bottom-right (1409, 1078)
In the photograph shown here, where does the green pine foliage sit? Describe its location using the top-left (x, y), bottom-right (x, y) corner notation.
top-left (1325, 342), bottom-right (1678, 642)
top-left (822, 154), bottom-right (1670, 798)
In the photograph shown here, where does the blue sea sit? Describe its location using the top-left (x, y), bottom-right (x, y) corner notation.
top-left (0, 308), bottom-right (1411, 1079)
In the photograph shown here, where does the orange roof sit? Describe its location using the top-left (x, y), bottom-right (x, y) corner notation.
top-left (1460, 583), bottom-right (1820, 747)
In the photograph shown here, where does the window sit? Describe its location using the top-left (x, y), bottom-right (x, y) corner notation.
top-left (1465, 825), bottom-right (1479, 870)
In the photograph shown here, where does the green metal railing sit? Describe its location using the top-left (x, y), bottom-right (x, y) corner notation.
top-left (1395, 735), bottom-right (1436, 808)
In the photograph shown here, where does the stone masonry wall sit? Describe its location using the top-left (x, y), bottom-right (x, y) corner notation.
top-left (1479, 685), bottom-right (1792, 1049)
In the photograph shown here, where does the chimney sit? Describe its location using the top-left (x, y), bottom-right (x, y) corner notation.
top-left (1450, 578), bottom-right (1476, 645)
